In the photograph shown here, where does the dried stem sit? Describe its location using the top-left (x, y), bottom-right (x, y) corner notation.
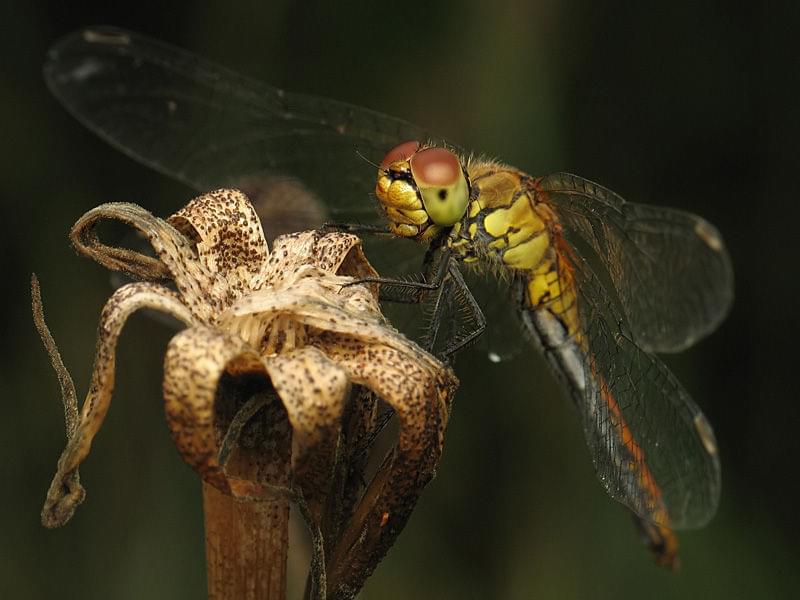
top-left (202, 383), bottom-right (294, 600)
top-left (203, 482), bottom-right (290, 599)
top-left (31, 274), bottom-right (78, 439)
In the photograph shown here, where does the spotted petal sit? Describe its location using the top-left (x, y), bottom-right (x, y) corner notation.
top-left (167, 188), bottom-right (270, 301)
top-left (41, 282), bottom-right (195, 527)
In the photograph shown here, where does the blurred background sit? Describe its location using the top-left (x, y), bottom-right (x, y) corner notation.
top-left (2, 1), bottom-right (798, 598)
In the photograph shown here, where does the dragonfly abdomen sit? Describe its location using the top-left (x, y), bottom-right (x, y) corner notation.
top-left (517, 280), bottom-right (679, 568)
top-left (519, 303), bottom-right (587, 394)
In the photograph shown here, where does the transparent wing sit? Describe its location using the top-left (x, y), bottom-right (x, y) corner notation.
top-left (44, 27), bottom-right (432, 228)
top-left (463, 269), bottom-right (526, 362)
top-left (530, 245), bottom-right (721, 529)
top-left (538, 173), bottom-right (734, 353)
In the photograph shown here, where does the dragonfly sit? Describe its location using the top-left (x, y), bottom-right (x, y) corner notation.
top-left (44, 26), bottom-right (734, 568)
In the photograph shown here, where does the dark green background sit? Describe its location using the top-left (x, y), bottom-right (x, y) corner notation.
top-left (2, 1), bottom-right (797, 598)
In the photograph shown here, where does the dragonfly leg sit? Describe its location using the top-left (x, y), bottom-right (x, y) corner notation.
top-left (423, 263), bottom-right (487, 361)
top-left (322, 221), bottom-right (395, 237)
top-left (322, 222), bottom-right (448, 303)
top-left (344, 245), bottom-right (453, 307)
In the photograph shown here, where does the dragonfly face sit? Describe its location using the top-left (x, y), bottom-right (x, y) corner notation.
top-left (44, 26), bottom-right (734, 569)
top-left (376, 141), bottom-right (470, 240)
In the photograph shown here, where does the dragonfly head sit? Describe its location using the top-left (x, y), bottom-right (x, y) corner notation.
top-left (375, 141), bottom-right (470, 241)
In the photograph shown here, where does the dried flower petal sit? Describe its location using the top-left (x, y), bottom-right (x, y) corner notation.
top-left (163, 325), bottom-right (270, 495)
top-left (40, 282), bottom-right (195, 527)
top-left (167, 189), bottom-right (271, 307)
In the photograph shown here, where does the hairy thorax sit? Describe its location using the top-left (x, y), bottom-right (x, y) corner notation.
top-left (448, 159), bottom-right (553, 273)
top-left (448, 158), bottom-right (579, 336)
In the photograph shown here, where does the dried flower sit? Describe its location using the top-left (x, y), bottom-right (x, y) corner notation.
top-left (34, 189), bottom-right (457, 599)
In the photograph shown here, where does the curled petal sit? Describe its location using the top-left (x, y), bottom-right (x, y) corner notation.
top-left (163, 325), bottom-right (276, 497)
top-left (319, 338), bottom-right (455, 597)
top-left (69, 203), bottom-right (172, 281)
top-left (41, 283), bottom-right (195, 528)
top-left (71, 202), bottom-right (219, 321)
top-left (69, 199), bottom-right (377, 325)
top-left (167, 189), bottom-right (270, 301)
top-left (265, 347), bottom-right (350, 519)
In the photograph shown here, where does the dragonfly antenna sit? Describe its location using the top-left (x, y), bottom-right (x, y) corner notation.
top-left (354, 147), bottom-right (380, 169)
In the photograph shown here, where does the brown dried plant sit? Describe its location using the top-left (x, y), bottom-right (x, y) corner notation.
top-left (33, 189), bottom-right (457, 600)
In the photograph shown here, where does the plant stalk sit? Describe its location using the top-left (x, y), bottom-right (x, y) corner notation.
top-left (203, 482), bottom-right (291, 600)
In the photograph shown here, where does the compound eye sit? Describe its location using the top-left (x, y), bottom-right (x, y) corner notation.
top-left (410, 147), bottom-right (462, 186)
top-left (379, 140), bottom-right (421, 170)
top-left (409, 147), bottom-right (469, 226)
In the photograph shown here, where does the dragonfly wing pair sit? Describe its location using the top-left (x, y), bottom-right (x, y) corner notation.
top-left (534, 173), bottom-right (732, 529)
